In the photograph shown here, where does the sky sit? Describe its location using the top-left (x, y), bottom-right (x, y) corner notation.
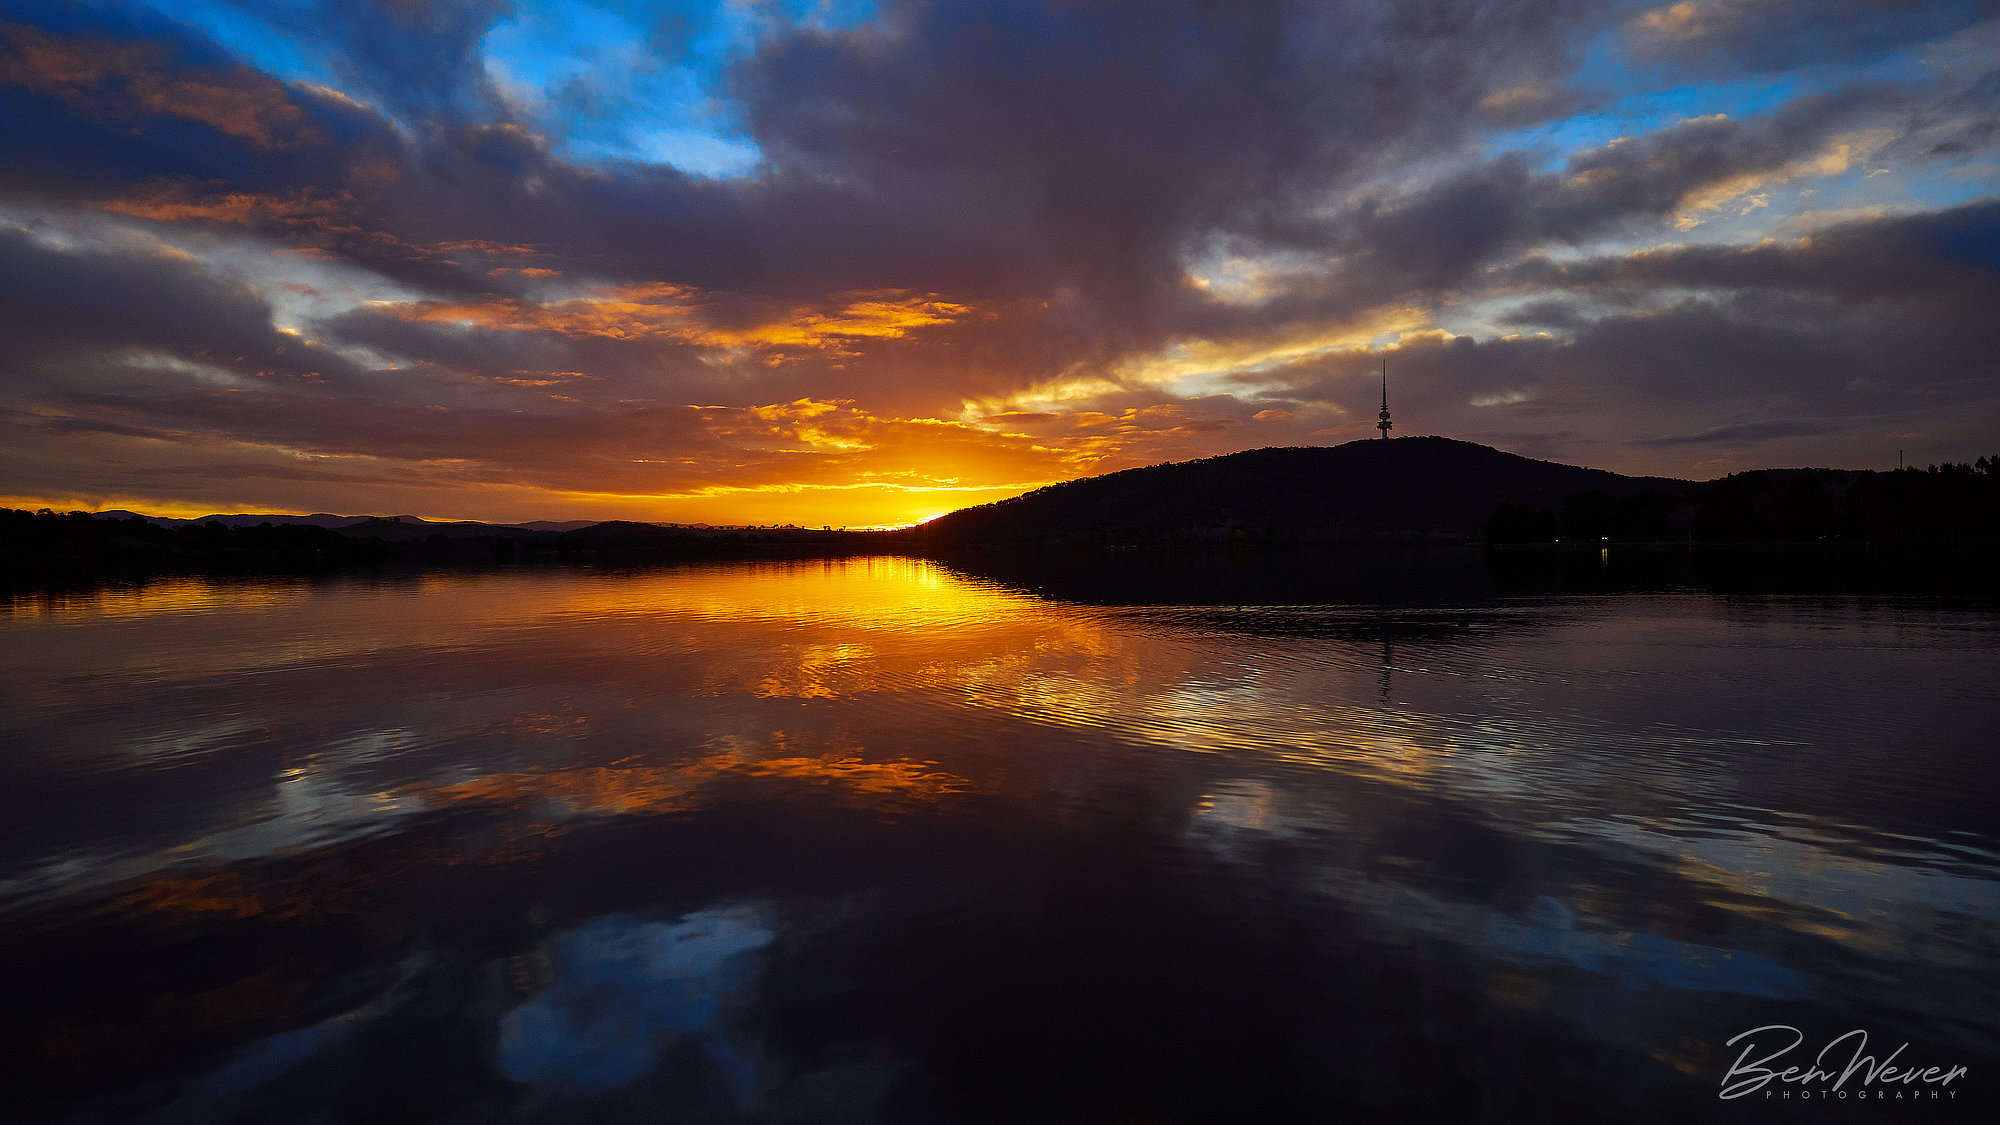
top-left (0, 0), bottom-right (1995, 527)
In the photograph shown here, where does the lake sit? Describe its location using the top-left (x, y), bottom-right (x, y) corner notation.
top-left (3, 556), bottom-right (1997, 1122)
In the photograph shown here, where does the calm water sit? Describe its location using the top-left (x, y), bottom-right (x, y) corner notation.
top-left (2, 558), bottom-right (1997, 1122)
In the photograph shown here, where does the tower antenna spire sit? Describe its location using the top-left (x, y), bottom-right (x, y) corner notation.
top-left (1377, 357), bottom-right (1393, 439)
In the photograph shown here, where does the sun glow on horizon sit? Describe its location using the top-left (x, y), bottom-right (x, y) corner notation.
top-left (0, 474), bottom-right (1058, 529)
top-left (0, 0), bottom-right (1992, 524)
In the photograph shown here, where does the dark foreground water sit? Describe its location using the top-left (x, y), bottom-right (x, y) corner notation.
top-left (2, 557), bottom-right (1997, 1123)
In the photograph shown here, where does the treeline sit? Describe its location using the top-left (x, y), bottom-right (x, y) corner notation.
top-left (0, 510), bottom-right (384, 580)
top-left (0, 509), bottom-right (890, 585)
top-left (7, 454), bottom-right (1998, 589)
top-left (1485, 460), bottom-right (2000, 544)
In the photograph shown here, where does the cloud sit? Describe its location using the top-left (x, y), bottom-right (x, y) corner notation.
top-left (1623, 0), bottom-right (1991, 76)
top-left (0, 0), bottom-right (1996, 518)
top-left (253, 0), bottom-right (517, 121)
top-left (0, 224), bottom-right (1082, 522)
top-left (1497, 199), bottom-right (2000, 304)
top-left (0, 18), bottom-right (309, 146)
top-left (1252, 205), bottom-right (2000, 471)
top-left (0, 224), bottom-right (363, 385)
top-left (1632, 418), bottom-right (1833, 446)
top-left (0, 3), bottom-right (406, 200)
top-left (370, 284), bottom-right (969, 353)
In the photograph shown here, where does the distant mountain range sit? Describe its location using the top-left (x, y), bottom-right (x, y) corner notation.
top-left (91, 511), bottom-right (604, 533)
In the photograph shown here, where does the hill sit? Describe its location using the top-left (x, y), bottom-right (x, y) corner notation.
top-left (9, 443), bottom-right (1996, 586)
top-left (918, 437), bottom-right (1689, 545)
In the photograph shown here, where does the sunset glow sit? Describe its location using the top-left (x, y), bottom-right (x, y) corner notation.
top-left (2, 1), bottom-right (1995, 524)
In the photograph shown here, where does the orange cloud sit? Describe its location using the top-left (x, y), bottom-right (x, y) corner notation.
top-left (1633, 1), bottom-right (1710, 40)
top-left (3, 384), bottom-right (1285, 529)
top-left (102, 186), bottom-right (350, 226)
top-left (100, 186), bottom-right (563, 276)
top-left (0, 22), bottom-right (309, 147)
top-left (1671, 130), bottom-right (1894, 230)
top-left (379, 284), bottom-right (969, 353)
top-left (428, 240), bottom-right (546, 258)
top-left (701, 293), bottom-right (969, 350)
top-left (685, 398), bottom-right (1084, 484)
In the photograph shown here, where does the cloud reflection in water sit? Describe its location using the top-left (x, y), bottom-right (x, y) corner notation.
top-left (1, 561), bottom-right (1996, 1119)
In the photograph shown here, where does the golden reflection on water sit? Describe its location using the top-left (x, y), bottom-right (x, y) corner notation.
top-left (545, 556), bottom-right (1032, 630)
top-left (407, 742), bottom-right (969, 819)
top-left (4, 577), bottom-right (305, 621)
top-left (0, 559), bottom-right (1453, 790)
top-left (423, 764), bottom-right (701, 818)
top-left (12, 557), bottom-right (1996, 977)
top-left (118, 871), bottom-right (298, 921)
top-left (527, 557), bottom-right (1459, 785)
top-left (0, 558), bottom-right (1484, 883)
top-left (8, 559), bottom-right (1999, 1123)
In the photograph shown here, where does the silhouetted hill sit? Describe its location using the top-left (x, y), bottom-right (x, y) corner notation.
top-left (920, 437), bottom-right (1690, 545)
top-left (84, 510), bottom-right (373, 529)
top-left (195, 512), bottom-right (382, 529)
top-left (1683, 465), bottom-right (2000, 543)
top-left (337, 516), bottom-right (535, 542)
top-left (9, 446), bottom-right (1996, 591)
